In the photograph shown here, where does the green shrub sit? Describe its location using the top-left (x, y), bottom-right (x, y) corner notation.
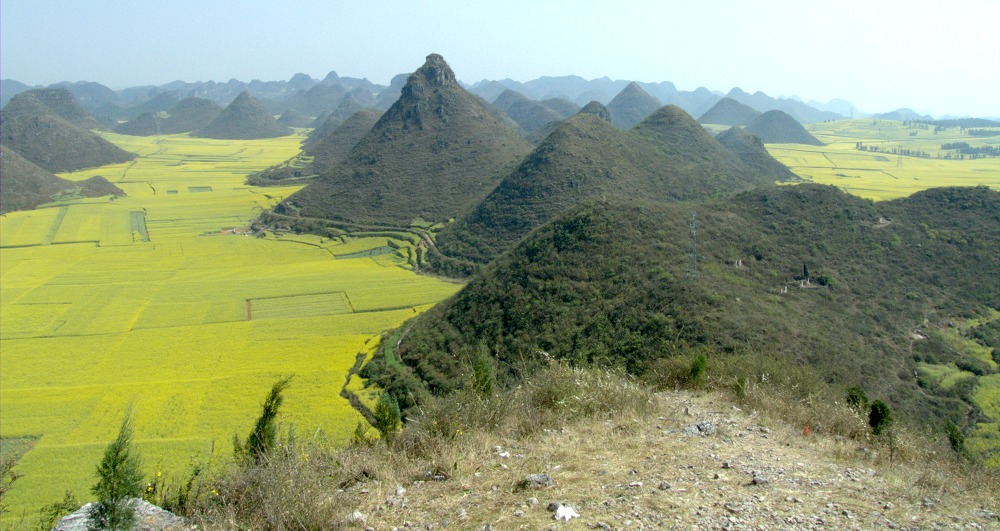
top-left (945, 421), bottom-right (967, 457)
top-left (471, 344), bottom-right (497, 398)
top-left (734, 376), bottom-right (747, 402)
top-left (37, 491), bottom-right (79, 530)
top-left (689, 352), bottom-right (707, 384)
top-left (869, 400), bottom-right (894, 436)
top-left (373, 392), bottom-right (401, 443)
top-left (846, 386), bottom-right (870, 412)
top-left (90, 408), bottom-right (144, 530)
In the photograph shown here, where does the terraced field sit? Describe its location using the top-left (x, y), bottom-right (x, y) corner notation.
top-left (0, 132), bottom-right (460, 523)
top-left (767, 119), bottom-right (1000, 200)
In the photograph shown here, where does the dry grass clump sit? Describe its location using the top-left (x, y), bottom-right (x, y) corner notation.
top-left (645, 350), bottom-right (870, 438)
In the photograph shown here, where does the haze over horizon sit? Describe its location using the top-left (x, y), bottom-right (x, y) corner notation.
top-left (1, 0), bottom-right (997, 118)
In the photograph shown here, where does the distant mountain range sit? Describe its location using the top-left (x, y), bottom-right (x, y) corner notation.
top-left (6, 70), bottom-right (993, 127)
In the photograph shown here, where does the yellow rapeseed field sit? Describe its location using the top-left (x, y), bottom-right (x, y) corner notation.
top-left (767, 119), bottom-right (1000, 200)
top-left (0, 132), bottom-right (460, 523)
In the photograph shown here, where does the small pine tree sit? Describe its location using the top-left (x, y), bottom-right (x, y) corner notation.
top-left (471, 344), bottom-right (497, 398)
top-left (868, 400), bottom-right (894, 436)
top-left (734, 376), bottom-right (747, 402)
top-left (688, 352), bottom-right (707, 384)
top-left (373, 392), bottom-right (401, 443)
top-left (235, 376), bottom-right (292, 465)
top-left (89, 408), bottom-right (144, 530)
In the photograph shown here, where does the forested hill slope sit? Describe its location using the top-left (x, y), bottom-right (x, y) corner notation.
top-left (369, 185), bottom-right (1000, 429)
top-left (281, 54), bottom-right (532, 227)
top-left (430, 105), bottom-right (780, 276)
top-left (192, 91), bottom-right (292, 139)
top-left (0, 92), bottom-right (135, 172)
top-left (0, 146), bottom-right (124, 213)
top-left (746, 110), bottom-right (824, 145)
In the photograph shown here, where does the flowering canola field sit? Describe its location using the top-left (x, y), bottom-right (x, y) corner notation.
top-left (0, 132), bottom-right (460, 522)
top-left (766, 119), bottom-right (1000, 200)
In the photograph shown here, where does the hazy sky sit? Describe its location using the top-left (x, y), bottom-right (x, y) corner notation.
top-left (2, 0), bottom-right (997, 117)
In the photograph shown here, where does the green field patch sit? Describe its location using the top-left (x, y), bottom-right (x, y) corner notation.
top-left (129, 210), bottom-right (150, 242)
top-left (249, 291), bottom-right (354, 320)
top-left (188, 186), bottom-right (213, 192)
top-left (969, 374), bottom-right (1000, 466)
top-left (0, 435), bottom-right (38, 466)
top-left (335, 246), bottom-right (396, 259)
top-left (41, 207), bottom-right (69, 245)
top-left (916, 361), bottom-right (976, 390)
top-left (166, 190), bottom-right (178, 194)
top-left (0, 208), bottom-right (63, 247)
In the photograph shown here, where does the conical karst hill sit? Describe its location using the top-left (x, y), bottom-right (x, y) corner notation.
top-left (281, 83), bottom-right (348, 118)
top-left (282, 54), bottom-right (533, 227)
top-left (523, 99), bottom-right (601, 145)
top-left (249, 108), bottom-right (383, 185)
top-left (578, 101), bottom-right (613, 122)
top-left (278, 108), bottom-right (312, 127)
top-left (115, 97), bottom-right (222, 135)
top-left (304, 89), bottom-right (379, 148)
top-left (21, 87), bottom-right (105, 130)
top-left (0, 146), bottom-right (124, 213)
top-left (697, 97), bottom-right (761, 126)
top-left (716, 126), bottom-right (798, 182)
top-left (745, 110), bottom-right (824, 145)
top-left (114, 111), bottom-right (165, 136)
top-left (192, 91), bottom-right (292, 139)
top-left (606, 82), bottom-right (662, 129)
top-left (1, 92), bottom-right (136, 172)
top-left (306, 108), bottom-right (383, 172)
top-left (539, 97), bottom-right (581, 119)
top-left (162, 97), bottom-right (222, 132)
top-left (430, 105), bottom-right (776, 276)
top-left (492, 89), bottom-right (564, 133)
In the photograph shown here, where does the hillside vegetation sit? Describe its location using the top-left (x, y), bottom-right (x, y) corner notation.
top-left (1, 92), bottom-right (136, 172)
top-left (368, 185), bottom-right (1000, 442)
top-left (114, 97), bottom-right (222, 136)
top-left (0, 146), bottom-right (123, 213)
top-left (192, 91), bottom-right (292, 139)
top-left (248, 108), bottom-right (383, 186)
top-left (716, 126), bottom-right (799, 182)
top-left (430, 105), bottom-right (782, 276)
top-left (698, 97), bottom-right (761, 126)
top-left (607, 82), bottom-right (662, 129)
top-left (746, 110), bottom-right (824, 145)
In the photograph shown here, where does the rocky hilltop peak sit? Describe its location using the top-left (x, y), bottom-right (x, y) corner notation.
top-left (607, 82), bottom-right (662, 129)
top-left (410, 53), bottom-right (458, 89)
top-left (577, 101), bottom-right (612, 122)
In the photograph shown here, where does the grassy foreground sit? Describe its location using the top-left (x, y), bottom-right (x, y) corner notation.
top-left (0, 132), bottom-right (459, 525)
top-left (189, 361), bottom-right (999, 529)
